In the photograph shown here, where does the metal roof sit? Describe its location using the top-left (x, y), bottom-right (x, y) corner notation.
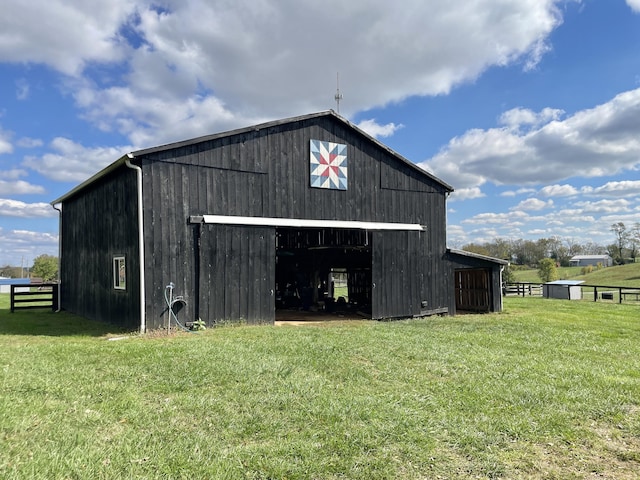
top-left (545, 280), bottom-right (585, 285)
top-left (447, 248), bottom-right (509, 265)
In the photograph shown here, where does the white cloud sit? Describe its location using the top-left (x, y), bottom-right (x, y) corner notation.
top-left (74, 81), bottom-right (242, 148)
top-left (15, 78), bottom-right (29, 100)
top-left (573, 199), bottom-right (631, 214)
top-left (16, 137), bottom-right (43, 148)
top-left (0, 199), bottom-right (56, 218)
top-left (0, 0), bottom-right (134, 76)
top-left (0, 228), bottom-right (58, 266)
top-left (539, 184), bottom-right (579, 197)
top-left (628, 0), bottom-right (640, 13)
top-left (499, 107), bottom-right (563, 130)
top-left (0, 180), bottom-right (45, 195)
top-left (511, 198), bottom-right (553, 211)
top-left (421, 88), bottom-right (640, 188)
top-left (23, 137), bottom-right (131, 183)
top-left (356, 119), bottom-right (403, 139)
top-left (582, 180), bottom-right (640, 197)
top-left (546, 220), bottom-right (564, 227)
top-left (0, 127), bottom-right (13, 154)
top-left (449, 187), bottom-right (485, 202)
top-left (2, 0), bottom-right (567, 145)
top-left (0, 169), bottom-right (27, 180)
top-left (462, 210), bottom-right (529, 225)
top-left (501, 187), bottom-right (537, 197)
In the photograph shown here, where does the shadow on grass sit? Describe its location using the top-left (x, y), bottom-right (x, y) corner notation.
top-left (0, 308), bottom-right (132, 337)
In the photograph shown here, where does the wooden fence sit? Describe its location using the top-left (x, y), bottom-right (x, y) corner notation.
top-left (10, 283), bottom-right (59, 312)
top-left (503, 283), bottom-right (543, 297)
top-left (504, 282), bottom-right (640, 304)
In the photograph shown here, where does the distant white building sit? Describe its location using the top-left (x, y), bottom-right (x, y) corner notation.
top-left (569, 255), bottom-right (613, 268)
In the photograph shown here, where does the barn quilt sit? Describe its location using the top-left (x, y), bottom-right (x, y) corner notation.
top-left (310, 140), bottom-right (348, 190)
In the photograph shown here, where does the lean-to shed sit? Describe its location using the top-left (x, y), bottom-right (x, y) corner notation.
top-left (447, 248), bottom-right (508, 313)
top-left (52, 111), bottom-right (504, 331)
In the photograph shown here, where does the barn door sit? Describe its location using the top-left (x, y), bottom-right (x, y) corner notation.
top-left (199, 224), bottom-right (275, 324)
top-left (371, 231), bottom-right (422, 319)
top-left (454, 269), bottom-right (490, 312)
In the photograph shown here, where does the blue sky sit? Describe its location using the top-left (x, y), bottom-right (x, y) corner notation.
top-left (1, 0), bottom-right (640, 267)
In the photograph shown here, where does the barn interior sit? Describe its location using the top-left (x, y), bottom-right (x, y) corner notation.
top-left (275, 227), bottom-right (372, 320)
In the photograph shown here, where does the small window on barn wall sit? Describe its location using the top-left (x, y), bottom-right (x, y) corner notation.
top-left (310, 140), bottom-right (348, 190)
top-left (113, 256), bottom-right (126, 290)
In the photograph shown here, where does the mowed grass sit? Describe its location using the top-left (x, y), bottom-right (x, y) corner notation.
top-left (1, 296), bottom-right (639, 479)
top-left (512, 261), bottom-right (640, 286)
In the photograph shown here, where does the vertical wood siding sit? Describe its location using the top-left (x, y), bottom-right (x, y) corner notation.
top-left (198, 225), bottom-right (275, 324)
top-left (60, 168), bottom-right (140, 328)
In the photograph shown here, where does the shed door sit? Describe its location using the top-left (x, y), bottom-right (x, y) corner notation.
top-left (455, 269), bottom-right (490, 312)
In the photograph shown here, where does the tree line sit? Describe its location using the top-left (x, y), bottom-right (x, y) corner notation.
top-left (462, 222), bottom-right (640, 267)
top-left (0, 254), bottom-right (58, 282)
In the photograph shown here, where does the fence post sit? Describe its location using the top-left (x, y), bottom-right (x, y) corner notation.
top-left (619, 287), bottom-right (623, 304)
top-left (52, 284), bottom-right (59, 311)
top-left (593, 286), bottom-right (597, 302)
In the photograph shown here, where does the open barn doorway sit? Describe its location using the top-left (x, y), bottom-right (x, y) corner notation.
top-left (274, 227), bottom-right (372, 321)
top-left (454, 268), bottom-right (491, 313)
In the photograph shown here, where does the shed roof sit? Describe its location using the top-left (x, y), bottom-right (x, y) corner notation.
top-left (447, 248), bottom-right (509, 265)
top-left (52, 110), bottom-right (453, 205)
top-left (545, 280), bottom-right (584, 285)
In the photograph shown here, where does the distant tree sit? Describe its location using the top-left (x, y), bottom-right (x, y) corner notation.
top-left (548, 236), bottom-right (571, 266)
top-left (462, 243), bottom-right (491, 257)
top-left (610, 222), bottom-right (629, 264)
top-left (0, 265), bottom-right (24, 278)
top-left (565, 238), bottom-right (583, 258)
top-left (537, 258), bottom-right (559, 283)
top-left (489, 238), bottom-right (513, 261)
top-left (630, 223), bottom-right (640, 263)
top-left (31, 255), bottom-right (58, 282)
top-left (583, 241), bottom-right (606, 255)
top-left (606, 244), bottom-right (619, 262)
top-left (512, 238), bottom-right (550, 266)
top-left (502, 264), bottom-right (516, 284)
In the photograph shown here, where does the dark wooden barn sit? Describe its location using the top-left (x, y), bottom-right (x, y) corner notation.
top-left (52, 111), bottom-right (505, 332)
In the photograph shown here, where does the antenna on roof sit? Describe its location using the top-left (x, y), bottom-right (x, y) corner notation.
top-left (334, 72), bottom-right (343, 114)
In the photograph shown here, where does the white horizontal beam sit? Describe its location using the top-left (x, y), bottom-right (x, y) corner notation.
top-left (192, 215), bottom-right (425, 231)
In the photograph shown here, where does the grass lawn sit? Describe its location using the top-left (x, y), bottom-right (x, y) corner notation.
top-left (1, 295), bottom-right (639, 479)
top-left (512, 262), bottom-right (640, 286)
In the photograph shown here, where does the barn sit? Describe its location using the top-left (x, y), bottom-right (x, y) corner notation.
top-left (51, 111), bottom-right (504, 332)
top-left (568, 255), bottom-right (612, 268)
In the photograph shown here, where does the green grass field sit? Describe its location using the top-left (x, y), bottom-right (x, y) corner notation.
top-left (513, 261), bottom-right (640, 286)
top-left (1, 295), bottom-right (639, 479)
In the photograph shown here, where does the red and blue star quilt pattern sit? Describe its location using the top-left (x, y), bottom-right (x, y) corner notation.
top-left (310, 139), bottom-right (348, 190)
